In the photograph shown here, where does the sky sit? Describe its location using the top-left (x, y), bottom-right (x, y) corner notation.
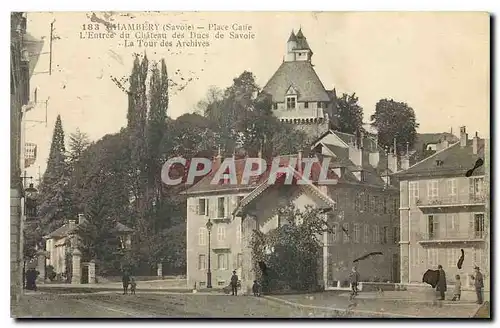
top-left (24, 12), bottom-right (490, 182)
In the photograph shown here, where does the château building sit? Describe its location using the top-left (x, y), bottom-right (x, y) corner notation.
top-left (261, 29), bottom-right (339, 140)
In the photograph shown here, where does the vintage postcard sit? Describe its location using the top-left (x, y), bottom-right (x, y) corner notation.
top-left (10, 11), bottom-right (490, 318)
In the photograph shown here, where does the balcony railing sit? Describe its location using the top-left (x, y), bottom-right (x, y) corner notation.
top-left (419, 231), bottom-right (485, 242)
top-left (416, 194), bottom-right (486, 207)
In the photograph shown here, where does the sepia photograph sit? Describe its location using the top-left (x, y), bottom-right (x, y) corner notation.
top-left (9, 11), bottom-right (490, 318)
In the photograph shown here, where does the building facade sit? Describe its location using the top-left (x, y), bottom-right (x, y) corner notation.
top-left (393, 126), bottom-right (489, 291)
top-left (261, 28), bottom-right (339, 140)
top-left (184, 129), bottom-right (404, 291)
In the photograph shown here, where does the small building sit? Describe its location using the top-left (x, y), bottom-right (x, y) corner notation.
top-left (44, 214), bottom-right (133, 283)
top-left (392, 126), bottom-right (488, 290)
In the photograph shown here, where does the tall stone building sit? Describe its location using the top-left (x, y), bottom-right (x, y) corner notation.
top-left (10, 12), bottom-right (43, 305)
top-left (393, 127), bottom-right (488, 291)
top-left (262, 29), bottom-right (339, 140)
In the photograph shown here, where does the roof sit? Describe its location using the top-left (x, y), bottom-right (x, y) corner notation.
top-left (183, 154), bottom-right (340, 195)
top-left (44, 220), bottom-right (133, 239)
top-left (294, 29), bottom-right (311, 50)
top-left (262, 61), bottom-right (331, 102)
top-left (393, 138), bottom-right (485, 178)
top-left (287, 31), bottom-right (297, 42)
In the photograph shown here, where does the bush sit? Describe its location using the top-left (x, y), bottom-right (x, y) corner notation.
top-left (46, 265), bottom-right (56, 281)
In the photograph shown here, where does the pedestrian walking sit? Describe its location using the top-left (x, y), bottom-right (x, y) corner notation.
top-left (451, 275), bottom-right (461, 301)
top-left (130, 277), bottom-right (137, 295)
top-left (436, 265), bottom-right (447, 300)
top-left (252, 280), bottom-right (261, 297)
top-left (122, 271), bottom-right (130, 295)
top-left (230, 270), bottom-right (239, 296)
top-left (471, 266), bottom-right (484, 304)
top-left (349, 266), bottom-right (360, 297)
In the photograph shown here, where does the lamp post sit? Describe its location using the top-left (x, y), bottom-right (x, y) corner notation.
top-left (206, 218), bottom-right (213, 288)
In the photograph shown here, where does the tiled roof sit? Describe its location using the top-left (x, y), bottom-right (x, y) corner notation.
top-left (393, 139), bottom-right (485, 178)
top-left (294, 29), bottom-right (311, 50)
top-left (184, 154), bottom-right (340, 195)
top-left (262, 61), bottom-right (331, 102)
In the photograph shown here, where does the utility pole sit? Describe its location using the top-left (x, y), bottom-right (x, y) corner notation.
top-left (49, 20), bottom-right (55, 75)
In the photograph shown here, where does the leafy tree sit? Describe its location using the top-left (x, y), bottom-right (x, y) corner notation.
top-left (250, 204), bottom-right (336, 293)
top-left (336, 93), bottom-right (364, 135)
top-left (371, 99), bottom-right (419, 154)
top-left (68, 128), bottom-right (91, 165)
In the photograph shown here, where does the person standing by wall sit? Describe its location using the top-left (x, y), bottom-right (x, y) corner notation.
top-left (471, 266), bottom-right (484, 304)
top-left (230, 270), bottom-right (239, 296)
top-left (122, 271), bottom-right (130, 295)
top-left (436, 265), bottom-right (447, 301)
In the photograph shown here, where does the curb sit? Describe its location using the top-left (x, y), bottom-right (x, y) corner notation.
top-left (262, 295), bottom-right (419, 318)
top-left (472, 302), bottom-right (490, 318)
top-left (337, 293), bottom-right (478, 306)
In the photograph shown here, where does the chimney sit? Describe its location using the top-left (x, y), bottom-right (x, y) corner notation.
top-left (387, 148), bottom-right (398, 173)
top-left (68, 220), bottom-right (76, 228)
top-left (77, 214), bottom-right (85, 224)
top-left (473, 132), bottom-right (479, 155)
top-left (460, 126), bottom-right (468, 148)
top-left (214, 146), bottom-right (222, 166)
top-left (400, 142), bottom-right (410, 170)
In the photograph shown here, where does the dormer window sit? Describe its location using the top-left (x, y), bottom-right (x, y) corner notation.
top-left (436, 160), bottom-right (444, 167)
top-left (286, 96), bottom-right (296, 110)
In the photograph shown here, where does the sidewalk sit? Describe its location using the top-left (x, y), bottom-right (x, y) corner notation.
top-left (265, 291), bottom-right (482, 318)
top-left (337, 289), bottom-right (487, 305)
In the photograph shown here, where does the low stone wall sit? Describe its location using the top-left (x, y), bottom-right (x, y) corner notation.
top-left (360, 282), bottom-right (397, 292)
top-left (97, 275), bottom-right (186, 283)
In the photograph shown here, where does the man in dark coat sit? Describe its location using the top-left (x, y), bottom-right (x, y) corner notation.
top-left (436, 265), bottom-right (447, 300)
top-left (230, 270), bottom-right (239, 296)
top-left (122, 271), bottom-right (130, 295)
top-left (471, 266), bottom-right (484, 304)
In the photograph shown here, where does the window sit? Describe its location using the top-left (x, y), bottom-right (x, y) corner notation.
top-left (273, 103), bottom-right (278, 110)
top-left (428, 249), bottom-right (438, 267)
top-left (317, 102), bottom-right (323, 108)
top-left (237, 253), bottom-right (243, 268)
top-left (217, 197), bottom-right (225, 218)
top-left (198, 227), bottom-right (206, 246)
top-left (382, 226), bottom-right (388, 244)
top-left (447, 179), bottom-right (457, 202)
top-left (236, 224), bottom-right (242, 243)
top-left (217, 226), bottom-right (226, 242)
top-left (365, 194), bottom-right (371, 212)
top-left (447, 249), bottom-right (457, 268)
top-left (286, 96), bottom-right (296, 109)
top-left (217, 253), bottom-right (228, 270)
top-left (373, 196), bottom-right (379, 213)
top-left (427, 180), bottom-right (439, 200)
top-left (354, 194), bottom-right (361, 212)
top-left (409, 181), bottom-right (419, 205)
top-left (304, 101), bottom-right (309, 108)
top-left (393, 199), bottom-right (398, 214)
top-left (370, 196), bottom-right (376, 213)
top-left (428, 215), bottom-right (438, 239)
top-left (393, 227), bottom-right (400, 244)
top-left (373, 225), bottom-right (380, 244)
top-left (198, 198), bottom-right (207, 215)
top-left (198, 254), bottom-right (206, 270)
top-left (469, 177), bottom-right (484, 195)
top-left (342, 223), bottom-right (349, 243)
top-left (364, 224), bottom-right (370, 243)
top-left (217, 281), bottom-right (226, 286)
top-left (383, 198), bottom-right (387, 214)
top-left (353, 224), bottom-right (360, 243)
top-left (448, 214), bottom-right (459, 233)
top-left (331, 223), bottom-right (339, 243)
top-left (474, 214), bottom-right (485, 238)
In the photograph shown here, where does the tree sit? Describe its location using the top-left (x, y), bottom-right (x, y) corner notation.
top-left (38, 115), bottom-right (70, 235)
top-left (250, 204), bottom-right (336, 292)
top-left (336, 93), bottom-right (364, 135)
top-left (371, 99), bottom-right (419, 154)
top-left (68, 128), bottom-right (91, 165)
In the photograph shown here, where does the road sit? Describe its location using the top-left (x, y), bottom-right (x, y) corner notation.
top-left (13, 292), bottom-right (318, 318)
top-left (12, 291), bottom-right (481, 318)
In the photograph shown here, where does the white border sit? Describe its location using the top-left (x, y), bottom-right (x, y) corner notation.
top-left (1, 1), bottom-right (498, 327)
